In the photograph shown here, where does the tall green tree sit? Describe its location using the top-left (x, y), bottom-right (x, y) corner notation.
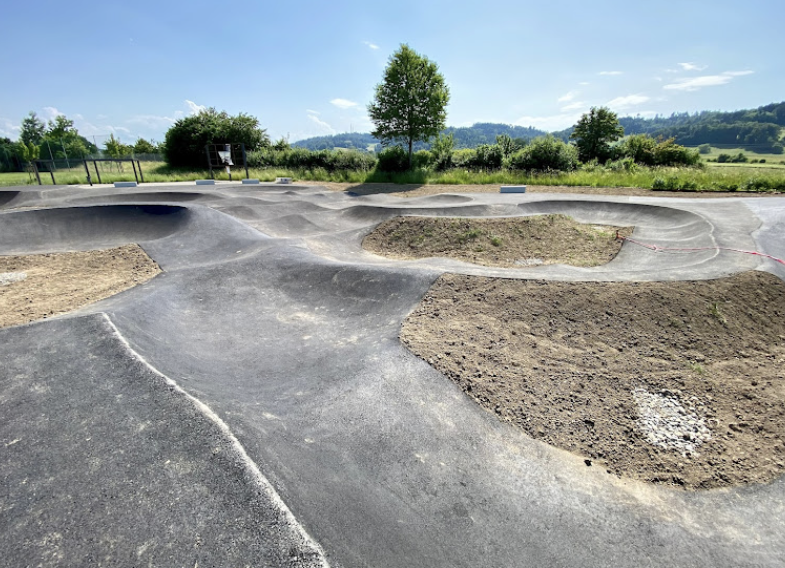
top-left (20, 112), bottom-right (46, 146)
top-left (368, 44), bottom-right (450, 167)
top-left (570, 107), bottom-right (624, 162)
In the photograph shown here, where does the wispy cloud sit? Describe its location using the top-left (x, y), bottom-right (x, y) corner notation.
top-left (185, 100), bottom-right (206, 115)
top-left (127, 114), bottom-right (177, 128)
top-left (664, 70), bottom-right (754, 92)
top-left (363, 41), bottom-right (379, 50)
top-left (307, 113), bottom-right (335, 134)
top-left (678, 62), bottom-right (707, 72)
top-left (306, 109), bottom-right (320, 115)
top-left (330, 98), bottom-right (358, 109)
top-left (557, 91), bottom-right (578, 103)
top-left (599, 71), bottom-right (623, 76)
top-left (0, 117), bottom-right (20, 138)
top-left (515, 112), bottom-right (583, 131)
top-left (578, 81), bottom-right (590, 86)
top-left (42, 106), bottom-right (64, 120)
top-left (561, 101), bottom-right (586, 112)
top-left (606, 94), bottom-right (650, 109)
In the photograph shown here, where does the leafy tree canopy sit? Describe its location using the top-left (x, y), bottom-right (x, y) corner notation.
top-left (163, 108), bottom-right (270, 168)
top-left (571, 107), bottom-right (625, 162)
top-left (368, 44), bottom-right (450, 166)
top-left (133, 138), bottom-right (158, 154)
top-left (20, 112), bottom-right (46, 146)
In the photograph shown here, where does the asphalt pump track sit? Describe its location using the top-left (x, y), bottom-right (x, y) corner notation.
top-left (1, 183), bottom-right (784, 567)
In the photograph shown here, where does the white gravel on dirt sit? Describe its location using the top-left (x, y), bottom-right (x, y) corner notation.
top-left (633, 388), bottom-right (713, 456)
top-left (0, 272), bottom-right (27, 286)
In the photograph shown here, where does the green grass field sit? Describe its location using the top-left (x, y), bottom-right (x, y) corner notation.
top-left (696, 146), bottom-right (785, 165)
top-left (2, 162), bottom-right (784, 193)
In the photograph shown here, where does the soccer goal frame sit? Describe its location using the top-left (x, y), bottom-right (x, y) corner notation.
top-left (83, 159), bottom-right (145, 186)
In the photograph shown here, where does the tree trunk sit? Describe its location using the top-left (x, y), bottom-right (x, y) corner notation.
top-left (408, 138), bottom-right (413, 169)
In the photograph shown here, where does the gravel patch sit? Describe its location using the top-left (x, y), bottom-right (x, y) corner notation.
top-left (633, 388), bottom-right (712, 456)
top-left (0, 272), bottom-right (27, 286)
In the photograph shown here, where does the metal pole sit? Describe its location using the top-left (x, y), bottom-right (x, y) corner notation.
top-left (94, 160), bottom-right (102, 184)
top-left (61, 140), bottom-right (70, 169)
top-left (33, 161), bottom-right (42, 185)
top-left (83, 160), bottom-right (92, 186)
top-left (137, 160), bottom-right (144, 183)
top-left (206, 145), bottom-right (213, 179)
top-left (131, 160), bottom-right (139, 184)
top-left (48, 161), bottom-right (56, 184)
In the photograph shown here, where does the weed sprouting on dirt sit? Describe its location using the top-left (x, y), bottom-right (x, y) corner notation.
top-left (709, 301), bottom-right (728, 325)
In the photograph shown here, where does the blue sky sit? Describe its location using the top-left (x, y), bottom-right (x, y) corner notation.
top-left (1, 0), bottom-right (782, 145)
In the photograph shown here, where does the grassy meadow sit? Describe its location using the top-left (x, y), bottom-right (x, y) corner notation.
top-left (2, 160), bottom-right (784, 194)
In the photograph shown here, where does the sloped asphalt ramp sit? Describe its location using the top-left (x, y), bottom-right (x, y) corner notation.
top-left (1, 183), bottom-right (784, 567)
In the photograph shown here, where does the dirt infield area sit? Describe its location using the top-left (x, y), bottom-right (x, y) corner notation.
top-left (0, 245), bottom-right (160, 329)
top-left (401, 271), bottom-right (785, 490)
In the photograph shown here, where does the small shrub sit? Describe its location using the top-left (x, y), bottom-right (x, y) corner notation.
top-left (506, 135), bottom-right (578, 172)
top-left (376, 145), bottom-right (410, 172)
top-left (698, 143), bottom-right (711, 155)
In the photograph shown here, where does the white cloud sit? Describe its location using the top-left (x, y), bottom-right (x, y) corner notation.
top-left (330, 98), bottom-right (358, 110)
top-left (606, 94), bottom-right (650, 109)
top-left (0, 117), bottom-right (20, 138)
top-left (185, 100), bottom-right (206, 115)
top-left (599, 71), bottom-right (623, 76)
top-left (363, 41), bottom-right (379, 50)
top-left (307, 114), bottom-right (335, 134)
top-left (578, 82), bottom-right (590, 86)
top-left (557, 91), bottom-right (578, 103)
top-left (663, 70), bottom-right (754, 92)
top-left (515, 112), bottom-right (583, 131)
top-left (42, 106), bottom-right (64, 120)
top-left (678, 62), bottom-right (707, 71)
top-left (306, 109), bottom-right (320, 115)
top-left (561, 101), bottom-right (586, 112)
top-left (127, 114), bottom-right (177, 128)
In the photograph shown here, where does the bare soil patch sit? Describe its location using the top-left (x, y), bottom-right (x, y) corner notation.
top-left (401, 272), bottom-right (785, 490)
top-left (0, 245), bottom-right (161, 329)
top-left (363, 215), bottom-right (632, 268)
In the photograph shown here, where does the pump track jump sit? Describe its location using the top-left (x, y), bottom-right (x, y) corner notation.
top-left (1, 182), bottom-right (784, 568)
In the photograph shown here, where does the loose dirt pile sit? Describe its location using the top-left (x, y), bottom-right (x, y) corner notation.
top-left (0, 244), bottom-right (161, 329)
top-left (363, 215), bottom-right (632, 268)
top-left (401, 271), bottom-right (785, 490)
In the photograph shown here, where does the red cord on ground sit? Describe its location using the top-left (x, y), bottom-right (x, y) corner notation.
top-left (618, 236), bottom-right (785, 266)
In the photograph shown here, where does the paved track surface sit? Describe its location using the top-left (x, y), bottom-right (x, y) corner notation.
top-left (1, 183), bottom-right (784, 567)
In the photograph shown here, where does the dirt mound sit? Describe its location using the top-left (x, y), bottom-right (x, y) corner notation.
top-left (363, 215), bottom-right (632, 268)
top-left (0, 245), bottom-right (161, 329)
top-left (401, 271), bottom-right (785, 490)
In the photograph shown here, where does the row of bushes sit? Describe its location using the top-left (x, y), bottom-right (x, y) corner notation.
top-left (247, 134), bottom-right (701, 174)
top-left (247, 147), bottom-right (377, 172)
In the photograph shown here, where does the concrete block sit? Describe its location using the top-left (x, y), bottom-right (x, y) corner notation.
top-left (195, 180), bottom-right (216, 186)
top-left (275, 177), bottom-right (293, 184)
top-left (114, 181), bottom-right (137, 188)
top-left (242, 179), bottom-right (261, 184)
top-left (500, 185), bottom-right (527, 193)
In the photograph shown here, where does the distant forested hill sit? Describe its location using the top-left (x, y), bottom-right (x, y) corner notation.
top-left (293, 123), bottom-right (548, 151)
top-left (555, 101), bottom-right (785, 152)
top-left (293, 101), bottom-right (784, 153)
top-left (292, 132), bottom-right (379, 151)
